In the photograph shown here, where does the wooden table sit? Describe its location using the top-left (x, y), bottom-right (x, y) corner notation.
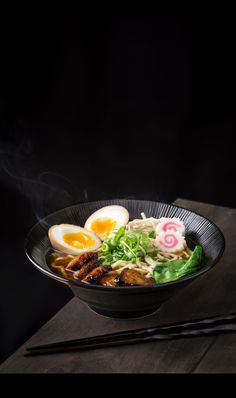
top-left (1, 198), bottom-right (236, 373)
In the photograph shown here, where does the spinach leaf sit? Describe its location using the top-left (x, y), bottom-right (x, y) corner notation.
top-left (187, 244), bottom-right (202, 268)
top-left (153, 245), bottom-right (203, 284)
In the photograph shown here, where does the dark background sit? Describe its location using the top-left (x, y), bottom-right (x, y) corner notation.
top-left (0, 16), bottom-right (235, 363)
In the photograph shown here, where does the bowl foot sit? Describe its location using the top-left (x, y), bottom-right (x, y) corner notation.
top-left (88, 306), bottom-right (161, 319)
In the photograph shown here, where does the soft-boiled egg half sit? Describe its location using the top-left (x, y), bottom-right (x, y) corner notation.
top-left (48, 224), bottom-right (101, 255)
top-left (84, 205), bottom-right (129, 240)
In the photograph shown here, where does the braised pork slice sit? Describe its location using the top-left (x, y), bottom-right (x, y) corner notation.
top-left (99, 272), bottom-right (119, 287)
top-left (82, 266), bottom-right (112, 284)
top-left (66, 252), bottom-right (98, 274)
top-left (73, 257), bottom-right (98, 280)
top-left (119, 269), bottom-right (155, 286)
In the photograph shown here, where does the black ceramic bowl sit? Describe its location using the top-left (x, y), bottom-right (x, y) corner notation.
top-left (25, 199), bottom-right (225, 318)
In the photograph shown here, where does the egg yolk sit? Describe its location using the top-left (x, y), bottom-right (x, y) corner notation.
top-left (90, 218), bottom-right (117, 237)
top-left (63, 232), bottom-right (95, 249)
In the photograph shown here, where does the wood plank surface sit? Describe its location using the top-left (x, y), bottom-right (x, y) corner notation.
top-left (0, 198), bottom-right (235, 373)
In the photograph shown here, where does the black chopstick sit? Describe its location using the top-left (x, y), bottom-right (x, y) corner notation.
top-left (27, 311), bottom-right (236, 351)
top-left (24, 312), bottom-right (236, 357)
top-left (24, 321), bottom-right (236, 357)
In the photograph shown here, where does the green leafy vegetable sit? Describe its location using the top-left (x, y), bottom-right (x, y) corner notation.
top-left (98, 227), bottom-right (153, 265)
top-left (187, 245), bottom-right (202, 268)
top-left (147, 250), bottom-right (158, 259)
top-left (148, 230), bottom-right (156, 238)
top-left (153, 245), bottom-right (203, 284)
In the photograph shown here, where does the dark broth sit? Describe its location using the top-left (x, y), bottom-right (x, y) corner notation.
top-left (46, 250), bottom-right (75, 279)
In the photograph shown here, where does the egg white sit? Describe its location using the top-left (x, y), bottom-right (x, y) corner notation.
top-left (48, 224), bottom-right (101, 255)
top-left (84, 205), bottom-right (129, 240)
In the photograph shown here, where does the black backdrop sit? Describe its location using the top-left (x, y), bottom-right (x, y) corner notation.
top-left (0, 16), bottom-right (235, 362)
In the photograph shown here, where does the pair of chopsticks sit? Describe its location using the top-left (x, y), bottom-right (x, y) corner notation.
top-left (25, 312), bottom-right (236, 357)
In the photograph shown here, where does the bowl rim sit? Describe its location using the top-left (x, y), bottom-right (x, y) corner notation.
top-left (25, 199), bottom-right (226, 292)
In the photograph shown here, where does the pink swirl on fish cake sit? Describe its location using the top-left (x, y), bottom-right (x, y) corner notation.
top-left (156, 218), bottom-right (185, 236)
top-left (155, 231), bottom-right (185, 253)
top-left (160, 233), bottom-right (178, 248)
top-left (163, 221), bottom-right (182, 232)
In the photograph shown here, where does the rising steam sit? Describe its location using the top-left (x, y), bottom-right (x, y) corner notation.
top-left (0, 135), bottom-right (88, 224)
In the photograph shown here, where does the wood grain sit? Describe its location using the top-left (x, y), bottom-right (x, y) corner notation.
top-left (1, 198), bottom-right (235, 373)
